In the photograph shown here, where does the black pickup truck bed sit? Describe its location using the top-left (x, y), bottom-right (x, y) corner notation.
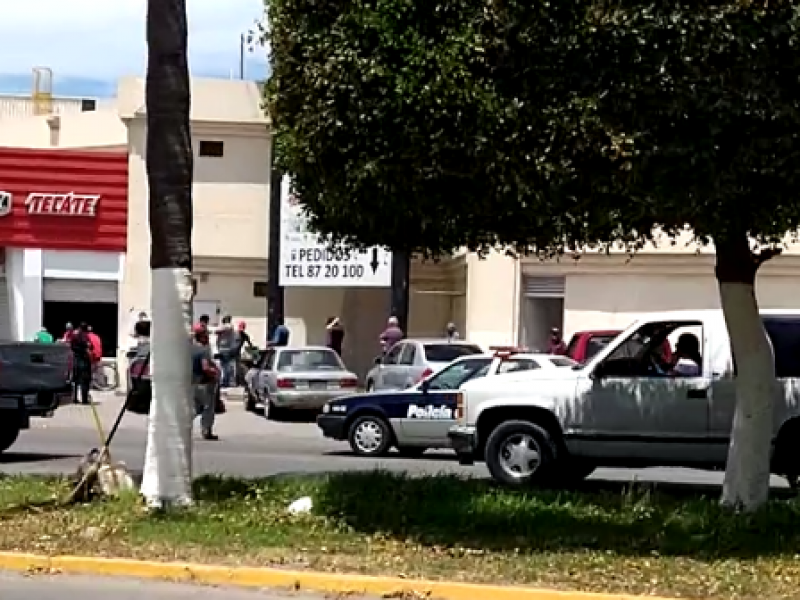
top-left (0, 342), bottom-right (72, 453)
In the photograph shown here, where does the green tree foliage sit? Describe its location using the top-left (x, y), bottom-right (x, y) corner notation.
top-left (262, 0), bottom-right (800, 262)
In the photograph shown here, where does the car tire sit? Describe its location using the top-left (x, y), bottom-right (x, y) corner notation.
top-left (397, 446), bottom-right (427, 458)
top-left (485, 420), bottom-right (557, 487)
top-left (0, 421), bottom-right (21, 454)
top-left (245, 387), bottom-right (257, 412)
top-left (263, 396), bottom-right (284, 421)
top-left (348, 415), bottom-right (392, 457)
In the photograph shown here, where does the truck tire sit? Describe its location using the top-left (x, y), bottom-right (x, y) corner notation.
top-left (485, 420), bottom-right (557, 487)
top-left (0, 421), bottom-right (21, 454)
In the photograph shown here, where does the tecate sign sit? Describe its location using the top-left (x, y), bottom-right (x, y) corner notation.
top-left (25, 192), bottom-right (100, 217)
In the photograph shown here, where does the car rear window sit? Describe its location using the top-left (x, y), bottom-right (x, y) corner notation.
top-left (550, 357), bottom-right (578, 367)
top-left (276, 349), bottom-right (343, 372)
top-left (763, 317), bottom-right (800, 378)
top-left (423, 343), bottom-right (483, 363)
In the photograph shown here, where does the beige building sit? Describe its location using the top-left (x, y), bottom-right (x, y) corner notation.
top-left (2, 77), bottom-right (799, 380)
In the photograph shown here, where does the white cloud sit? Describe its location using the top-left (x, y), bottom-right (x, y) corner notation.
top-left (0, 0), bottom-right (266, 79)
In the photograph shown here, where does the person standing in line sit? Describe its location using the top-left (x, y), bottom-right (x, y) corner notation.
top-left (33, 327), bottom-right (54, 343)
top-left (191, 325), bottom-right (220, 440)
top-left (547, 327), bottom-right (568, 355)
top-left (379, 316), bottom-right (404, 353)
top-left (445, 322), bottom-right (460, 342)
top-left (268, 317), bottom-right (291, 347)
top-left (195, 313), bottom-right (210, 332)
top-left (86, 325), bottom-right (103, 385)
top-left (233, 321), bottom-right (254, 386)
top-left (326, 316), bottom-right (345, 357)
top-left (61, 322), bottom-right (75, 344)
top-left (216, 316), bottom-right (239, 388)
top-left (70, 323), bottom-right (93, 405)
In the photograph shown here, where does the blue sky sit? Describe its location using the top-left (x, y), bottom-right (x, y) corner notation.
top-left (0, 0), bottom-right (268, 97)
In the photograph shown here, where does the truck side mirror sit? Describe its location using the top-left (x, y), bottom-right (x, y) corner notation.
top-left (420, 379), bottom-right (431, 393)
top-left (592, 362), bottom-right (606, 379)
top-left (374, 356), bottom-right (382, 365)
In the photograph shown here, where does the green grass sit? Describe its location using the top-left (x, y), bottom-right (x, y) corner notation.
top-left (2, 472), bottom-right (800, 598)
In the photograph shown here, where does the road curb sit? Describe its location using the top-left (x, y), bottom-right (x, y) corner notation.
top-left (0, 551), bottom-right (668, 600)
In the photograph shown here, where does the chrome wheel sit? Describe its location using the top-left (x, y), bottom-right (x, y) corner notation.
top-left (354, 419), bottom-right (384, 453)
top-left (499, 433), bottom-right (541, 479)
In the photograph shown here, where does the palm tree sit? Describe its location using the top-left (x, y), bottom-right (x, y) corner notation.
top-left (139, 0), bottom-right (195, 509)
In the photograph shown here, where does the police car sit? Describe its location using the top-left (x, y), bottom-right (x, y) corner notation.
top-left (316, 350), bottom-right (577, 457)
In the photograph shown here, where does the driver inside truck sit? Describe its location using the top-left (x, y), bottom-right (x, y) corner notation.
top-left (668, 333), bottom-right (702, 377)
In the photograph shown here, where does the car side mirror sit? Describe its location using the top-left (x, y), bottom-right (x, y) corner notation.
top-left (420, 379), bottom-right (431, 393)
top-left (374, 356), bottom-right (382, 365)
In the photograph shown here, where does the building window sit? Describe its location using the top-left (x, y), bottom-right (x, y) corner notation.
top-left (253, 281), bottom-right (267, 298)
top-left (198, 140), bottom-right (225, 157)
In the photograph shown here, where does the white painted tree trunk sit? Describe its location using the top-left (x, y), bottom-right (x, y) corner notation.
top-left (140, 267), bottom-right (195, 509)
top-left (718, 280), bottom-right (776, 511)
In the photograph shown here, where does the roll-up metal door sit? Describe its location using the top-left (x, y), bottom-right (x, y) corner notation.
top-left (0, 277), bottom-right (11, 340)
top-left (522, 275), bottom-right (565, 298)
top-left (43, 279), bottom-right (118, 303)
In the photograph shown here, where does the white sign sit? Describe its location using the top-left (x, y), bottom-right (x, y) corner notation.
top-left (25, 192), bottom-right (99, 217)
top-left (278, 177), bottom-right (391, 287)
top-left (0, 191), bottom-right (12, 217)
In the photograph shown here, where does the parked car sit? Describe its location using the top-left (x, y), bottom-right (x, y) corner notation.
top-left (0, 342), bottom-right (72, 454)
top-left (365, 338), bottom-right (484, 392)
top-left (565, 329), bottom-right (621, 363)
top-left (448, 309), bottom-right (800, 489)
top-left (244, 346), bottom-right (358, 419)
top-left (318, 350), bottom-right (576, 457)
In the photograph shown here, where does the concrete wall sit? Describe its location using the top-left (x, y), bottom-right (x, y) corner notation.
top-left (0, 110), bottom-right (126, 148)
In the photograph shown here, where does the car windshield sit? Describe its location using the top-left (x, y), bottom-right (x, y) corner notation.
top-left (550, 357), bottom-right (578, 367)
top-left (423, 343), bottom-right (483, 363)
top-left (276, 349), bottom-right (343, 372)
top-left (427, 358), bottom-right (493, 390)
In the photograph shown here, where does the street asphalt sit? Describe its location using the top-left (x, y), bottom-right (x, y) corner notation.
top-left (0, 390), bottom-right (789, 490)
top-left (0, 571), bottom-right (351, 600)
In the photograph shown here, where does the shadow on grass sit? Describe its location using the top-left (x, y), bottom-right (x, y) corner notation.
top-left (213, 470), bottom-right (799, 561)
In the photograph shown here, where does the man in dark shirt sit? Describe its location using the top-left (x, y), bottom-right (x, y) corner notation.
top-left (216, 316), bottom-right (239, 388)
top-left (70, 322), bottom-right (93, 405)
top-left (326, 316), bottom-right (345, 357)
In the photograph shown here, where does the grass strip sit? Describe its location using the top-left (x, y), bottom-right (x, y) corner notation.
top-left (1, 471), bottom-right (799, 599)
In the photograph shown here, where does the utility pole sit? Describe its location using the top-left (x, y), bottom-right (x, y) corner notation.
top-left (390, 252), bottom-right (410, 333)
top-left (239, 33), bottom-right (246, 79)
top-left (267, 135), bottom-right (284, 340)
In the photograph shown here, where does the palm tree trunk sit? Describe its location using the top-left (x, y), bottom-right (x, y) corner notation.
top-left (140, 0), bottom-right (195, 509)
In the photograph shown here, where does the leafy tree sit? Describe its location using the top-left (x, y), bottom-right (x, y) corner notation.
top-left (261, 0), bottom-right (800, 510)
top-left (141, 0), bottom-right (195, 509)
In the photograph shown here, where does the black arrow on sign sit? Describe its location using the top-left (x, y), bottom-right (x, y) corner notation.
top-left (370, 248), bottom-right (379, 274)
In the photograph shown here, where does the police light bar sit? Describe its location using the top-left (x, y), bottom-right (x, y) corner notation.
top-left (490, 345), bottom-right (528, 358)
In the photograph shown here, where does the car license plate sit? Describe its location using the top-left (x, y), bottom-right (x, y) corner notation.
top-left (309, 381), bottom-right (327, 390)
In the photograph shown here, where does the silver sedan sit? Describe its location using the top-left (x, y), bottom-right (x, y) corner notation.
top-left (244, 346), bottom-right (358, 419)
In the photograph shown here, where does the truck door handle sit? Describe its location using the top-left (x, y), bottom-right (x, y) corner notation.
top-left (687, 388), bottom-right (708, 399)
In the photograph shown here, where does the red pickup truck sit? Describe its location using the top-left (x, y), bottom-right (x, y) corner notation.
top-left (565, 329), bottom-right (621, 363)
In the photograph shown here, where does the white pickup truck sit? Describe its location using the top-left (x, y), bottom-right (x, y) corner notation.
top-left (448, 309), bottom-right (800, 487)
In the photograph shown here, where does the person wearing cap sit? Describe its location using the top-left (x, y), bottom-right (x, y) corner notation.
top-left (548, 327), bottom-right (567, 355)
top-left (191, 324), bottom-right (220, 440)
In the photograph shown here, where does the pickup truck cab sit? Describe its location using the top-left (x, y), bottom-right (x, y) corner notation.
top-left (448, 309), bottom-right (800, 487)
